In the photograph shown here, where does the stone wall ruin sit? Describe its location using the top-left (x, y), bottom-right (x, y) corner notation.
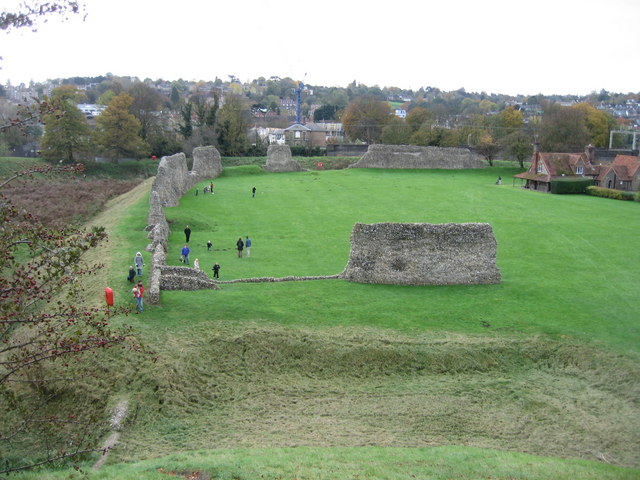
top-left (142, 146), bottom-right (501, 303)
top-left (264, 145), bottom-right (305, 172)
top-left (350, 144), bottom-right (485, 169)
top-left (144, 146), bottom-right (222, 304)
top-left (341, 222), bottom-right (501, 285)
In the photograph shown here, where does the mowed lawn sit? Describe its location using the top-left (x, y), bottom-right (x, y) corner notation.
top-left (125, 165), bottom-right (640, 357)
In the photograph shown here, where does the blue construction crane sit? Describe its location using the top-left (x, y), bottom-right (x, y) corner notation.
top-left (295, 73), bottom-right (307, 124)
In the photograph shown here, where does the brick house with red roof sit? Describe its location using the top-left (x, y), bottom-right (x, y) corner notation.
top-left (514, 145), bottom-right (599, 192)
top-left (595, 155), bottom-right (640, 191)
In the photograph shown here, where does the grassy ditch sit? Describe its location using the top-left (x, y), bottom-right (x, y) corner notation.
top-left (110, 324), bottom-right (639, 469)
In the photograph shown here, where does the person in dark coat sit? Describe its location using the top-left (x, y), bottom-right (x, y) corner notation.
top-left (212, 262), bottom-right (220, 278)
top-left (184, 225), bottom-right (191, 243)
top-left (236, 237), bottom-right (244, 258)
top-left (127, 266), bottom-right (136, 283)
top-left (207, 240), bottom-right (212, 251)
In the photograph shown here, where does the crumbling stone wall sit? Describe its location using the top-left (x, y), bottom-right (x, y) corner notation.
top-left (264, 145), bottom-right (305, 172)
top-left (350, 144), bottom-right (485, 169)
top-left (149, 148), bottom-right (222, 209)
top-left (192, 145), bottom-right (223, 179)
top-left (159, 266), bottom-right (220, 291)
top-left (150, 153), bottom-right (190, 207)
top-left (144, 147), bottom-right (222, 304)
top-left (341, 222), bottom-right (500, 285)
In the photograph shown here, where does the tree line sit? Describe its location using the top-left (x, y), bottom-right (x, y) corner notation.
top-left (2, 73), bottom-right (632, 165)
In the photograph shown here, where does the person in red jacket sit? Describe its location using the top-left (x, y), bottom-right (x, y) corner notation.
top-left (135, 281), bottom-right (145, 313)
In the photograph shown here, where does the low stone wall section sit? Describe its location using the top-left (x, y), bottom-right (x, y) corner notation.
top-left (264, 145), bottom-right (305, 172)
top-left (350, 144), bottom-right (485, 169)
top-left (218, 274), bottom-right (341, 284)
top-left (341, 222), bottom-right (501, 285)
top-left (159, 266), bottom-right (220, 291)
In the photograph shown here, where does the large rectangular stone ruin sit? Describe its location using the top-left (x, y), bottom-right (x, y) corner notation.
top-left (349, 144), bottom-right (485, 169)
top-left (341, 222), bottom-right (501, 285)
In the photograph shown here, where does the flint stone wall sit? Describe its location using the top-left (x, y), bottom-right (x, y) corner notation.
top-left (192, 145), bottom-right (223, 179)
top-left (264, 145), bottom-right (305, 172)
top-left (147, 244), bottom-right (166, 304)
top-left (350, 144), bottom-right (485, 169)
top-left (144, 146), bottom-right (222, 304)
top-left (159, 266), bottom-right (220, 291)
top-left (341, 222), bottom-right (500, 285)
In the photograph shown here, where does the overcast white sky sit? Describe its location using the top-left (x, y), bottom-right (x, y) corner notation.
top-left (1, 0), bottom-right (639, 96)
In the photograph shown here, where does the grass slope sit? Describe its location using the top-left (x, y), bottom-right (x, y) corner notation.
top-left (14, 447), bottom-right (640, 479)
top-left (11, 165), bottom-right (640, 478)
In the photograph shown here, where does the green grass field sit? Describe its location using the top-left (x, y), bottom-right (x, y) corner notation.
top-left (9, 163), bottom-right (640, 479)
top-left (148, 166), bottom-right (639, 356)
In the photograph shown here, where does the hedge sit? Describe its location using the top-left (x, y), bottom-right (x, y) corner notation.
top-left (586, 186), bottom-right (637, 201)
top-left (550, 178), bottom-right (594, 194)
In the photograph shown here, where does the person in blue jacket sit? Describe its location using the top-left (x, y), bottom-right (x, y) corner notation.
top-left (245, 236), bottom-right (252, 257)
top-left (181, 244), bottom-right (190, 265)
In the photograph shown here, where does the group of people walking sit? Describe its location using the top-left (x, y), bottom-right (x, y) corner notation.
top-left (128, 183), bottom-right (257, 313)
top-left (181, 224), bottom-right (254, 272)
top-left (127, 251), bottom-right (146, 313)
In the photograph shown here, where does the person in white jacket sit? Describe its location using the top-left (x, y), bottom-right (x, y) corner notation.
top-left (134, 252), bottom-right (145, 277)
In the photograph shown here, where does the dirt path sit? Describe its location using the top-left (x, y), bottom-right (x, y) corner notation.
top-left (83, 178), bottom-right (154, 307)
top-left (92, 399), bottom-right (129, 470)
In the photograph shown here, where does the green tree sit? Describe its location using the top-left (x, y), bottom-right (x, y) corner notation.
top-left (94, 93), bottom-right (150, 160)
top-left (572, 102), bottom-right (616, 148)
top-left (313, 104), bottom-right (340, 122)
top-left (191, 96), bottom-right (208, 127)
top-left (475, 133), bottom-right (500, 167)
top-left (406, 107), bottom-right (433, 132)
top-left (540, 106), bottom-right (590, 152)
top-left (501, 130), bottom-right (533, 168)
top-left (170, 85), bottom-right (181, 107)
top-left (205, 91), bottom-right (219, 127)
top-left (381, 117), bottom-right (412, 145)
top-left (128, 82), bottom-right (163, 141)
top-left (178, 102), bottom-right (193, 139)
top-left (410, 125), bottom-right (461, 147)
top-left (341, 95), bottom-right (392, 144)
top-left (97, 89), bottom-right (115, 106)
top-left (40, 86), bottom-right (92, 163)
top-left (215, 94), bottom-right (250, 156)
top-left (498, 106), bottom-right (525, 136)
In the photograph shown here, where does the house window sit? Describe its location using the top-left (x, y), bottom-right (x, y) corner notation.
top-left (536, 162), bottom-right (544, 174)
top-left (576, 166), bottom-right (584, 174)
top-left (295, 131), bottom-right (301, 139)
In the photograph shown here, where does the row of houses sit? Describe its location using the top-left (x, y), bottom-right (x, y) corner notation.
top-left (250, 123), bottom-right (346, 147)
top-left (515, 145), bottom-right (640, 192)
